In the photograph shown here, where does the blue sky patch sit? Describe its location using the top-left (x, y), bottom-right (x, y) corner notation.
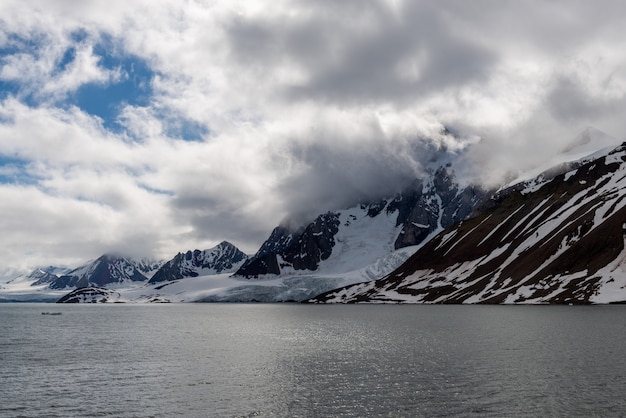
top-left (0, 30), bottom-right (158, 133)
top-left (55, 29), bottom-right (89, 77)
top-left (71, 37), bottom-right (156, 132)
top-left (0, 29), bottom-right (211, 143)
top-left (162, 115), bottom-right (210, 142)
top-left (0, 40), bottom-right (36, 106)
top-left (0, 155), bottom-right (38, 185)
top-left (139, 183), bottom-right (175, 197)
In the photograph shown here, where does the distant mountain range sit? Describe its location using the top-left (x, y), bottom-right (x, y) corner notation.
top-left (3, 127), bottom-right (626, 304)
top-left (10, 241), bottom-right (247, 293)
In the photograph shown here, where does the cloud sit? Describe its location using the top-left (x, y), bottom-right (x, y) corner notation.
top-left (0, 184), bottom-right (162, 273)
top-left (276, 2), bottom-right (495, 106)
top-left (2, 0), bottom-right (626, 277)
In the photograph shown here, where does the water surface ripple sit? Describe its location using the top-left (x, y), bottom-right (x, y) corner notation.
top-left (0, 304), bottom-right (624, 417)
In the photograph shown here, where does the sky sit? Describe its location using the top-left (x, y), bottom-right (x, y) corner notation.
top-left (1, 0), bottom-right (626, 277)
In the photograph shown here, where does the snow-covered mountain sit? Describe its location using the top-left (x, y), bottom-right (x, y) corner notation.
top-left (311, 140), bottom-right (626, 304)
top-left (148, 241), bottom-right (248, 284)
top-left (49, 254), bottom-right (149, 289)
top-left (236, 164), bottom-right (488, 278)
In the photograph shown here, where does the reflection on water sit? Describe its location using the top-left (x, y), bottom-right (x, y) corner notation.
top-left (0, 304), bottom-right (624, 417)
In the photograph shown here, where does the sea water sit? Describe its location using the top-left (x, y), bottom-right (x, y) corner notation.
top-left (0, 303), bottom-right (624, 417)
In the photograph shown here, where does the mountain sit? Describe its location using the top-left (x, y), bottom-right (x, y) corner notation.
top-left (148, 241), bottom-right (248, 284)
top-left (27, 266), bottom-right (72, 286)
top-left (28, 269), bottom-right (61, 286)
top-left (49, 254), bottom-right (148, 289)
top-left (235, 164), bottom-right (488, 277)
top-left (310, 141), bottom-right (626, 304)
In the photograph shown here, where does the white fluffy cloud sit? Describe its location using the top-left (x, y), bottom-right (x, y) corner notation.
top-left (1, 0), bottom-right (626, 277)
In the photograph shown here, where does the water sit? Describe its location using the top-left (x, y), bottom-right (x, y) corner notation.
top-left (0, 304), bottom-right (624, 417)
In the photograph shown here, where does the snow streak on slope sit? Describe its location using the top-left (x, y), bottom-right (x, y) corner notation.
top-left (312, 143), bottom-right (626, 304)
top-left (589, 230), bottom-right (626, 303)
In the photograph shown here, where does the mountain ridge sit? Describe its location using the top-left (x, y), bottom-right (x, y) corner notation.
top-left (148, 241), bottom-right (248, 284)
top-left (49, 254), bottom-right (149, 289)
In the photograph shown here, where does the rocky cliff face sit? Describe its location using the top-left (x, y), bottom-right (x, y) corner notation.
top-left (148, 241), bottom-right (248, 283)
top-left (390, 165), bottom-right (487, 249)
top-left (235, 212), bottom-right (341, 277)
top-left (310, 143), bottom-right (626, 304)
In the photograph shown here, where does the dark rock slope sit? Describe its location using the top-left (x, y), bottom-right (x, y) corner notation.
top-left (310, 143), bottom-right (626, 304)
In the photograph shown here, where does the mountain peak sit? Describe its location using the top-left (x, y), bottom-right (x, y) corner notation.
top-left (562, 127), bottom-right (620, 156)
top-left (502, 127), bottom-right (622, 189)
top-left (48, 254), bottom-right (147, 289)
top-left (215, 241), bottom-right (237, 250)
top-left (148, 242), bottom-right (248, 284)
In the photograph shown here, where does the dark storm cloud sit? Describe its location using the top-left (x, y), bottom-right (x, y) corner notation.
top-left (296, 3), bottom-right (494, 103)
top-left (444, 0), bottom-right (626, 48)
top-left (274, 126), bottom-right (469, 225)
top-left (172, 201), bottom-right (273, 253)
top-left (225, 1), bottom-right (495, 105)
top-left (546, 76), bottom-right (626, 124)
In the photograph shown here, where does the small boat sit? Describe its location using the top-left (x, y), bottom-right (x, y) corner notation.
top-left (41, 312), bottom-right (62, 315)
